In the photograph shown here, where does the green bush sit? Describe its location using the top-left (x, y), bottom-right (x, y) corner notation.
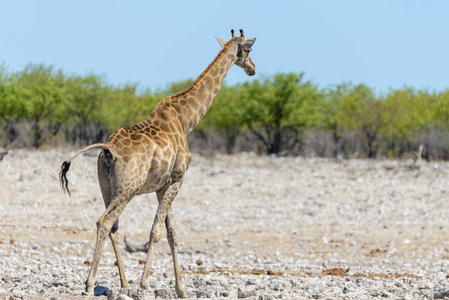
top-left (1, 63), bottom-right (448, 159)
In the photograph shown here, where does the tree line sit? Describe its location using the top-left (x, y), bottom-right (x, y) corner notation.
top-left (1, 64), bottom-right (449, 159)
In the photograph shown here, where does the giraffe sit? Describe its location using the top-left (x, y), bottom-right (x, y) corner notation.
top-left (59, 29), bottom-right (256, 298)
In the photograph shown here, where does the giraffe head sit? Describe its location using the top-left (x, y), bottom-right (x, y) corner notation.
top-left (216, 29), bottom-right (256, 76)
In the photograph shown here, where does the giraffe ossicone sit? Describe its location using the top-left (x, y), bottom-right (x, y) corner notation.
top-left (59, 29), bottom-right (256, 298)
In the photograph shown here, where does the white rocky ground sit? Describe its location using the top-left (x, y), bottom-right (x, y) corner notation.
top-left (1, 149), bottom-right (449, 299)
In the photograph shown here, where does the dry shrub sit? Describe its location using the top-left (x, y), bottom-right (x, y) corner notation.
top-left (411, 126), bottom-right (449, 160)
top-left (303, 129), bottom-right (336, 158)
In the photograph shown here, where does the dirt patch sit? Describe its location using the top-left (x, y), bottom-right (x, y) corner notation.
top-left (322, 268), bottom-right (348, 277)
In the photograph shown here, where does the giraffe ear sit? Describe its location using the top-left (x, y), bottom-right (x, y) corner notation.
top-left (241, 38), bottom-right (256, 49)
top-left (216, 37), bottom-right (226, 48)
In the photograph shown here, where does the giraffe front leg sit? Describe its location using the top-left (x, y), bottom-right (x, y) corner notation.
top-left (165, 209), bottom-right (187, 298)
top-left (140, 181), bottom-right (186, 298)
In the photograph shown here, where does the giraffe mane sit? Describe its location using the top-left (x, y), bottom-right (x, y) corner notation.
top-left (167, 39), bottom-right (234, 100)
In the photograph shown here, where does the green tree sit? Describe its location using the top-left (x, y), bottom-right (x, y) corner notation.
top-left (379, 88), bottom-right (434, 156)
top-left (62, 74), bottom-right (108, 144)
top-left (202, 84), bottom-right (247, 153)
top-left (100, 85), bottom-right (161, 133)
top-left (334, 83), bottom-right (380, 158)
top-left (241, 72), bottom-right (323, 155)
top-left (15, 64), bottom-right (65, 147)
top-left (431, 89), bottom-right (449, 129)
top-left (321, 83), bottom-right (353, 157)
top-left (0, 67), bottom-right (24, 144)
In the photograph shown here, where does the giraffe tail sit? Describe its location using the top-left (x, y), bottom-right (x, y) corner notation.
top-left (59, 143), bottom-right (111, 196)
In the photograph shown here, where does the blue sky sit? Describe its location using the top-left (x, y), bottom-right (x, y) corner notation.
top-left (1, 1), bottom-right (448, 94)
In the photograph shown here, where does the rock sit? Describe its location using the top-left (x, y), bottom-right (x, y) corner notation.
top-left (94, 285), bottom-right (109, 296)
top-left (117, 295), bottom-right (133, 300)
top-left (246, 278), bottom-right (257, 286)
top-left (238, 287), bottom-right (255, 298)
top-left (435, 289), bottom-right (449, 299)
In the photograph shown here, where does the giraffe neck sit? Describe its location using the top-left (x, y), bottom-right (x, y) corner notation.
top-left (165, 40), bottom-right (238, 135)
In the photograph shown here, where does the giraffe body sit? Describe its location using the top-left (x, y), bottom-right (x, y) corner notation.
top-left (60, 30), bottom-right (256, 298)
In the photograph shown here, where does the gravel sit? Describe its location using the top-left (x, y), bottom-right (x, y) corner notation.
top-left (1, 149), bottom-right (449, 299)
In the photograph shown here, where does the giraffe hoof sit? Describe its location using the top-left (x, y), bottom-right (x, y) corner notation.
top-left (81, 290), bottom-right (94, 296)
top-left (176, 286), bottom-right (187, 298)
top-left (177, 291), bottom-right (187, 298)
top-left (140, 280), bottom-right (150, 290)
top-left (83, 279), bottom-right (95, 296)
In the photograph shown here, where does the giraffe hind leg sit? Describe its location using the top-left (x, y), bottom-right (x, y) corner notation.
top-left (84, 202), bottom-right (128, 295)
top-left (109, 225), bottom-right (129, 289)
top-left (94, 152), bottom-right (129, 290)
top-left (107, 219), bottom-right (129, 289)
